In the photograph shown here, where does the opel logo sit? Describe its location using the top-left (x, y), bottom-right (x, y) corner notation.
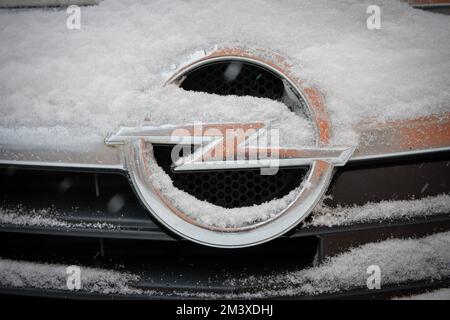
top-left (105, 47), bottom-right (355, 248)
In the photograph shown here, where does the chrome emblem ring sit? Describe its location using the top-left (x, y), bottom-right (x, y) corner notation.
top-left (106, 47), bottom-right (354, 248)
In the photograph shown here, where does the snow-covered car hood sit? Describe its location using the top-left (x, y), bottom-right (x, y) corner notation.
top-left (1, 0), bottom-right (450, 148)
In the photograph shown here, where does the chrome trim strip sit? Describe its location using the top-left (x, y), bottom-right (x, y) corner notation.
top-left (3, 108), bottom-right (450, 169)
top-left (106, 122), bottom-right (354, 172)
top-left (0, 159), bottom-right (123, 170)
top-left (351, 146), bottom-right (450, 162)
top-left (1, 146), bottom-right (448, 170)
top-left (0, 143), bottom-right (124, 170)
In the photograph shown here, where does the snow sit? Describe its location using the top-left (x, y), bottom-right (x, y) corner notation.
top-left (395, 287), bottom-right (450, 300)
top-left (0, 205), bottom-right (116, 229)
top-left (217, 231), bottom-right (450, 298)
top-left (0, 258), bottom-right (142, 295)
top-left (307, 194), bottom-right (450, 227)
top-left (1, 231), bottom-right (448, 298)
top-left (0, 89), bottom-right (315, 150)
top-left (0, 0), bottom-right (449, 146)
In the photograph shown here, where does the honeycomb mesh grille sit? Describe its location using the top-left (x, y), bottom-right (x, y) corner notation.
top-left (153, 146), bottom-right (305, 208)
top-left (154, 61), bottom-right (306, 208)
top-left (180, 61), bottom-right (285, 99)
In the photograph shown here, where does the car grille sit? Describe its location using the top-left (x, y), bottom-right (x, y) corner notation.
top-left (1, 154), bottom-right (450, 298)
top-left (1, 151), bottom-right (449, 233)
